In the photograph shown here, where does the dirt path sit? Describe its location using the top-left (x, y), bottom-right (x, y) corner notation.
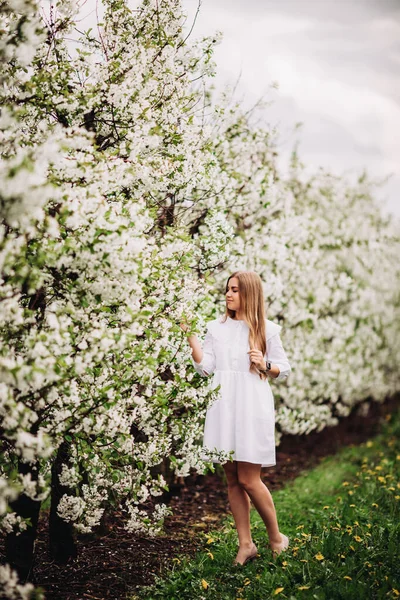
top-left (2, 394), bottom-right (399, 600)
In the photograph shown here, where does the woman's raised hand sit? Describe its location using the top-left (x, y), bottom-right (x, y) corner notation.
top-left (179, 320), bottom-right (189, 333)
top-left (247, 348), bottom-right (266, 370)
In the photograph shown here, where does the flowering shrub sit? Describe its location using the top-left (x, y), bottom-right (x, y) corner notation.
top-left (0, 0), bottom-right (399, 595)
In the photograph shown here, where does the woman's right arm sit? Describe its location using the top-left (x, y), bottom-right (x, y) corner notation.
top-left (181, 322), bottom-right (216, 377)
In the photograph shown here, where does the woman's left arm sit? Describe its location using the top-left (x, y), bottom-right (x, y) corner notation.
top-left (266, 333), bottom-right (291, 381)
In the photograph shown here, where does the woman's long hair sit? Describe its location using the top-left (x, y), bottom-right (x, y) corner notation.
top-left (221, 271), bottom-right (268, 380)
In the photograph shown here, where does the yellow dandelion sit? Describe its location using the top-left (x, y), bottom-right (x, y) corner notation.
top-left (392, 589), bottom-right (400, 596)
top-left (375, 465), bottom-right (382, 471)
top-left (372, 503), bottom-right (379, 507)
top-left (342, 481), bottom-right (350, 487)
top-left (349, 504), bottom-right (356, 507)
top-left (367, 523), bottom-right (372, 528)
top-left (340, 554), bottom-right (346, 559)
top-left (172, 557), bottom-right (181, 564)
top-left (397, 483), bottom-right (400, 488)
top-left (388, 487), bottom-right (396, 491)
top-left (282, 561), bottom-right (288, 566)
top-left (349, 545), bottom-right (355, 551)
top-left (244, 578), bottom-right (251, 586)
top-left (395, 495), bottom-right (400, 500)
top-left (348, 490), bottom-right (354, 495)
top-left (273, 587), bottom-right (284, 595)
top-left (323, 505), bottom-right (330, 509)
top-left (366, 441), bottom-right (373, 447)
top-left (315, 552), bottom-right (325, 561)
top-left (354, 535), bottom-right (362, 542)
top-left (207, 551), bottom-right (214, 560)
top-left (354, 521), bottom-right (359, 526)
top-left (397, 455), bottom-right (400, 461)
top-left (378, 476), bottom-right (386, 483)
top-left (206, 537), bottom-right (214, 544)
top-left (296, 524), bottom-right (304, 530)
top-left (201, 579), bottom-right (209, 590)
top-left (344, 576), bottom-right (352, 581)
top-left (298, 586), bottom-right (310, 590)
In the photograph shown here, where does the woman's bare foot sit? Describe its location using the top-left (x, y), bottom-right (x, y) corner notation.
top-left (269, 533), bottom-right (289, 558)
top-left (233, 541), bottom-right (258, 566)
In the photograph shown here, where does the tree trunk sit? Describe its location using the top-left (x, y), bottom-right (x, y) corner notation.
top-left (49, 440), bottom-right (77, 562)
top-left (5, 460), bottom-right (42, 583)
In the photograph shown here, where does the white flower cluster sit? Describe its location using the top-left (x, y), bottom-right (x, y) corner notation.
top-left (0, 563), bottom-right (40, 600)
top-left (0, 477), bottom-right (18, 516)
top-left (1, 512), bottom-right (28, 535)
top-left (124, 500), bottom-right (173, 537)
top-left (195, 211), bottom-right (235, 271)
top-left (58, 464), bottom-right (80, 488)
top-left (56, 494), bottom-right (85, 523)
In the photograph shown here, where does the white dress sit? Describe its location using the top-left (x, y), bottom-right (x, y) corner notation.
top-left (192, 315), bottom-right (291, 468)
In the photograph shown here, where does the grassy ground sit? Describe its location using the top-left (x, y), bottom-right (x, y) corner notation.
top-left (134, 407), bottom-right (400, 600)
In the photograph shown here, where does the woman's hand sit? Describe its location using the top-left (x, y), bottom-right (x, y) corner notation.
top-left (247, 348), bottom-right (266, 370)
top-left (179, 320), bottom-right (203, 363)
top-left (179, 320), bottom-right (189, 333)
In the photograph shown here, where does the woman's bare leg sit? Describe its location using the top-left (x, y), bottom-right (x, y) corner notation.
top-left (236, 461), bottom-right (287, 552)
top-left (222, 461), bottom-right (257, 563)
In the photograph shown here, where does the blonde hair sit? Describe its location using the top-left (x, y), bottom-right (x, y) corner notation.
top-left (222, 271), bottom-right (268, 380)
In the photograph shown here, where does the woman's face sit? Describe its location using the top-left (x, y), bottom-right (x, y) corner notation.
top-left (226, 277), bottom-right (240, 312)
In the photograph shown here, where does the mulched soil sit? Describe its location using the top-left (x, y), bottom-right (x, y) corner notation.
top-left (1, 394), bottom-right (399, 600)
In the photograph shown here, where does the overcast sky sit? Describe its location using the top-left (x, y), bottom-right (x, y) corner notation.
top-left (71, 0), bottom-right (400, 218)
top-left (180, 0), bottom-right (400, 219)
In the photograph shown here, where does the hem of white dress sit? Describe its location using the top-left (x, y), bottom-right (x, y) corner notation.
top-left (201, 455), bottom-right (276, 468)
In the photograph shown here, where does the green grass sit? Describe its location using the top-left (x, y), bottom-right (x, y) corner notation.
top-left (133, 407), bottom-right (400, 600)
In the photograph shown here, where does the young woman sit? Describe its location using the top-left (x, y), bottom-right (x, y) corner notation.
top-left (181, 271), bottom-right (291, 566)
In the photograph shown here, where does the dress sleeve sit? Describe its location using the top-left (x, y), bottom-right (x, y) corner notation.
top-left (191, 323), bottom-right (216, 377)
top-left (266, 332), bottom-right (291, 382)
